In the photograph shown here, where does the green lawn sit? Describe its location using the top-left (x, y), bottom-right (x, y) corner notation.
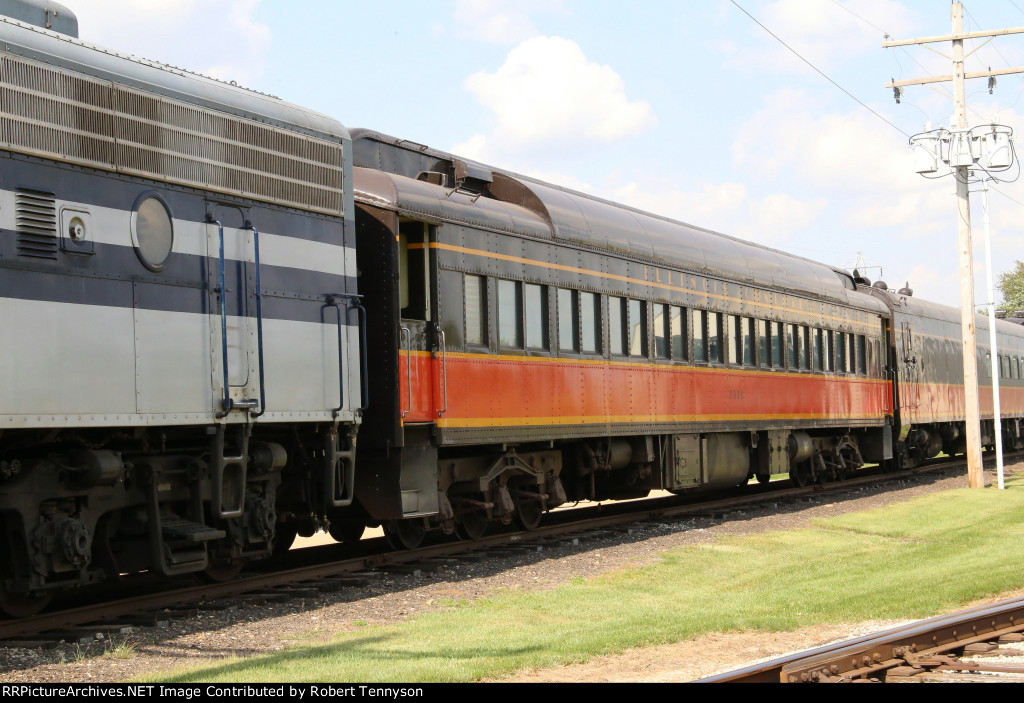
top-left (144, 475), bottom-right (1024, 683)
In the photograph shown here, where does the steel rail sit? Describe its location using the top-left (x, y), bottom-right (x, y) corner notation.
top-left (699, 594), bottom-right (1024, 682)
top-left (0, 454), bottom-right (1001, 642)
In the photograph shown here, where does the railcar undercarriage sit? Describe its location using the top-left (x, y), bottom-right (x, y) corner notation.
top-left (374, 427), bottom-right (880, 549)
top-left (0, 423), bottom-right (356, 617)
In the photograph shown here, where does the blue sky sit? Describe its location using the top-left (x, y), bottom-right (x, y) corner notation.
top-left (67, 0), bottom-right (1024, 308)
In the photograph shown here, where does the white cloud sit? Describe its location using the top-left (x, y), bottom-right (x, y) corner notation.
top-left (70, 0), bottom-right (269, 86)
top-left (453, 0), bottom-right (567, 45)
top-left (460, 36), bottom-right (655, 160)
top-left (733, 88), bottom-right (916, 192)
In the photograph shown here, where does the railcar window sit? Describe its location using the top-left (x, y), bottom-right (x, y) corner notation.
top-left (694, 310), bottom-right (707, 362)
top-left (609, 296), bottom-right (625, 355)
top-left (558, 289), bottom-right (577, 352)
top-left (629, 299), bottom-right (647, 357)
top-left (1003, 355), bottom-right (1011, 379)
top-left (708, 312), bottom-right (722, 363)
top-left (857, 335), bottom-right (867, 375)
top-left (1015, 357), bottom-right (1021, 380)
top-left (654, 303), bottom-right (670, 359)
top-left (671, 306), bottom-right (686, 360)
top-left (580, 292), bottom-right (600, 353)
top-left (812, 329), bottom-right (823, 371)
top-left (835, 332), bottom-right (845, 372)
top-left (464, 275), bottom-right (486, 346)
top-left (788, 324), bottom-right (798, 368)
top-left (525, 283), bottom-right (548, 350)
top-left (823, 330), bottom-right (833, 372)
top-left (985, 352), bottom-right (992, 379)
top-left (772, 322), bottom-right (785, 368)
top-left (742, 318), bottom-right (755, 366)
top-left (398, 222), bottom-right (430, 320)
top-left (498, 279), bottom-right (523, 348)
top-left (757, 320), bottom-right (769, 368)
top-left (724, 315), bottom-right (738, 365)
top-left (798, 327), bottom-right (810, 370)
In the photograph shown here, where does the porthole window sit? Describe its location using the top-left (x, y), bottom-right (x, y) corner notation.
top-left (132, 193), bottom-right (174, 271)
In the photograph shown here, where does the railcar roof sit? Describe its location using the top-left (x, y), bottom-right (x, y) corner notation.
top-left (352, 129), bottom-right (890, 311)
top-left (0, 15), bottom-right (348, 142)
top-left (866, 286), bottom-right (1024, 339)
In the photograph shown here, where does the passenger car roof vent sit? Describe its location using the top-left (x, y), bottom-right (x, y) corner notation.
top-left (851, 268), bottom-right (872, 286)
top-left (872, 280), bottom-right (889, 291)
top-left (453, 158), bottom-right (493, 192)
top-left (897, 282), bottom-right (914, 296)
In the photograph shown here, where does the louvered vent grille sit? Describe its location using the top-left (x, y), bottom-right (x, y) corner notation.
top-left (0, 55), bottom-right (343, 215)
top-left (15, 188), bottom-right (57, 259)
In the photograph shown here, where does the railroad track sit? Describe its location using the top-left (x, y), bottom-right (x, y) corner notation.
top-left (699, 595), bottom-right (1024, 682)
top-left (0, 457), bottom-right (993, 645)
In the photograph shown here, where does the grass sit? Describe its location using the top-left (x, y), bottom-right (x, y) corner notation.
top-left (104, 638), bottom-right (136, 660)
top-left (141, 474), bottom-right (1024, 683)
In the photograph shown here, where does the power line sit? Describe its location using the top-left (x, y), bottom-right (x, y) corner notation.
top-left (829, 0), bottom-right (888, 36)
top-left (730, 0), bottom-right (910, 138)
top-left (989, 183), bottom-right (1024, 209)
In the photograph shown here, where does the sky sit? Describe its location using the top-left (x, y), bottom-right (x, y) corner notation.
top-left (62, 0), bottom-right (1024, 309)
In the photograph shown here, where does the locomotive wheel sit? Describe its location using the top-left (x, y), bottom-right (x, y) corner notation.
top-left (383, 520), bottom-right (425, 551)
top-left (328, 521), bottom-right (365, 545)
top-left (0, 593), bottom-right (51, 619)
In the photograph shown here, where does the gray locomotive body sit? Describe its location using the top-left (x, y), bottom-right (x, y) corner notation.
top-left (0, 9), bottom-right (362, 613)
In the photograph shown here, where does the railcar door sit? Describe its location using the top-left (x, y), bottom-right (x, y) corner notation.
top-left (899, 320), bottom-right (920, 412)
top-left (206, 203), bottom-right (260, 414)
top-left (398, 219), bottom-right (444, 422)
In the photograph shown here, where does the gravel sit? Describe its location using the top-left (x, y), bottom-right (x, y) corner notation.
top-left (0, 460), bottom-right (1016, 683)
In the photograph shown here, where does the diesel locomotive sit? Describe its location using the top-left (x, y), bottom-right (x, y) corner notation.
top-left (2, 1), bottom-right (1023, 614)
top-left (0, 2), bottom-right (362, 615)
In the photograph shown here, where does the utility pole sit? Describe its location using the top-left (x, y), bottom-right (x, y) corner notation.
top-left (883, 3), bottom-right (1024, 489)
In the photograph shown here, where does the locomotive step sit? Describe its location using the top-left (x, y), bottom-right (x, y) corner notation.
top-left (160, 517), bottom-right (226, 544)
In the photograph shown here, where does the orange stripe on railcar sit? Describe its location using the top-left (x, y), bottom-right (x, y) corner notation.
top-left (399, 351), bottom-right (890, 428)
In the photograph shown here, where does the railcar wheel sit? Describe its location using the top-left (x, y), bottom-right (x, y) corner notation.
top-left (328, 521), bottom-right (365, 545)
top-left (455, 505), bottom-right (488, 541)
top-left (0, 593), bottom-right (51, 619)
top-left (755, 473), bottom-right (771, 485)
top-left (271, 521), bottom-right (298, 555)
top-left (512, 491), bottom-right (544, 531)
top-left (790, 462), bottom-right (812, 487)
top-left (199, 558), bottom-right (247, 583)
top-left (383, 520), bottom-right (425, 551)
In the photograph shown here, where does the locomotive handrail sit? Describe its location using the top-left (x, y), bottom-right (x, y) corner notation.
top-left (213, 220), bottom-right (233, 418)
top-left (325, 293), bottom-right (367, 417)
top-left (400, 326), bottom-right (412, 419)
top-left (213, 221), bottom-right (266, 419)
top-left (355, 301), bottom-right (369, 412)
top-left (437, 328), bottom-right (448, 417)
top-left (247, 224), bottom-right (267, 419)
